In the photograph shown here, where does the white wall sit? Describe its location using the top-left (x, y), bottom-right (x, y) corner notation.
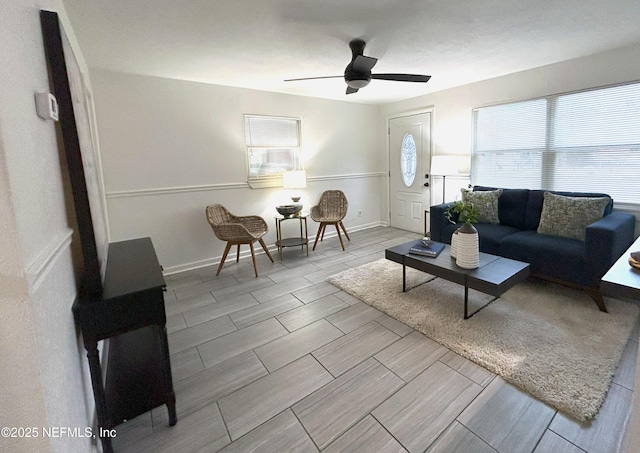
top-left (0, 1), bottom-right (100, 452)
top-left (91, 70), bottom-right (388, 273)
top-left (383, 43), bottom-right (640, 227)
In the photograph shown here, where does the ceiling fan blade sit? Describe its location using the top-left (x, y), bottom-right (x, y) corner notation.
top-left (352, 55), bottom-right (378, 73)
top-left (284, 75), bottom-right (343, 82)
top-left (346, 86), bottom-right (359, 94)
top-left (371, 73), bottom-right (431, 83)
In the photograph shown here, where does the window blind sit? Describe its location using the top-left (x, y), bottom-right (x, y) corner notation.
top-left (244, 115), bottom-right (301, 179)
top-left (472, 82), bottom-right (640, 204)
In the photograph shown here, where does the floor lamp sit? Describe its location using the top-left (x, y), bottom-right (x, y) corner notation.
top-left (430, 156), bottom-right (460, 203)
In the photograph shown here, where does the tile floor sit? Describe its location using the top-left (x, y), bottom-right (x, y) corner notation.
top-left (112, 227), bottom-right (638, 453)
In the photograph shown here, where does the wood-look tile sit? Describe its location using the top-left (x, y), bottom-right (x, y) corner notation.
top-left (375, 313), bottom-right (414, 337)
top-left (439, 350), bottom-right (495, 387)
top-left (218, 355), bottom-right (333, 440)
top-left (218, 409), bottom-right (318, 453)
top-left (255, 319), bottom-right (344, 372)
top-left (457, 377), bottom-right (555, 453)
top-left (152, 351), bottom-right (267, 426)
top-left (533, 430), bottom-right (586, 453)
top-left (164, 291), bottom-right (215, 317)
top-left (229, 293), bottom-right (303, 329)
top-left (165, 312), bottom-right (187, 334)
top-left (122, 403), bottom-right (230, 453)
top-left (182, 293), bottom-right (259, 327)
top-left (276, 294), bottom-right (349, 332)
top-left (250, 278), bottom-right (315, 303)
top-left (323, 415), bottom-right (407, 453)
top-left (292, 281), bottom-right (341, 304)
top-left (169, 347), bottom-right (204, 383)
top-left (173, 274), bottom-right (238, 299)
top-left (168, 315), bottom-right (237, 355)
top-left (304, 263), bottom-right (352, 284)
top-left (426, 421), bottom-right (497, 453)
top-left (550, 382), bottom-right (633, 453)
top-left (373, 361), bottom-right (482, 453)
top-left (326, 302), bottom-right (384, 333)
top-left (613, 337), bottom-right (638, 391)
top-left (375, 331), bottom-right (448, 382)
top-left (197, 317), bottom-right (288, 368)
top-left (210, 276), bottom-right (274, 300)
top-left (312, 252), bottom-right (359, 269)
top-left (268, 263), bottom-right (323, 283)
top-left (293, 358), bottom-right (404, 449)
top-left (163, 273), bottom-right (203, 291)
top-left (333, 290), bottom-right (362, 305)
top-left (312, 322), bottom-right (400, 377)
top-left (111, 412), bottom-right (153, 452)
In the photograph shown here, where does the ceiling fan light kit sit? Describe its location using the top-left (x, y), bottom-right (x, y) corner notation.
top-left (285, 38), bottom-right (431, 95)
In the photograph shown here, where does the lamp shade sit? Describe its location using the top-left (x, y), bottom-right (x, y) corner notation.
top-left (430, 156), bottom-right (461, 176)
top-left (282, 170), bottom-right (307, 189)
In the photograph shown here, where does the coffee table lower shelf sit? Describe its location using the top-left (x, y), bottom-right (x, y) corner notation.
top-left (386, 240), bottom-right (530, 319)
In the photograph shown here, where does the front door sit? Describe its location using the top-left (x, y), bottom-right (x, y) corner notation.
top-left (389, 112), bottom-right (432, 233)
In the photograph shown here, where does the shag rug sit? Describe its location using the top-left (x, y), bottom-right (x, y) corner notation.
top-left (327, 259), bottom-right (639, 422)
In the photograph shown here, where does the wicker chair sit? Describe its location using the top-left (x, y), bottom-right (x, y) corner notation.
top-left (205, 204), bottom-right (274, 277)
top-left (310, 190), bottom-right (350, 251)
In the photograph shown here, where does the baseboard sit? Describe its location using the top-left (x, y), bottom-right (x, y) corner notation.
top-left (163, 221), bottom-right (387, 276)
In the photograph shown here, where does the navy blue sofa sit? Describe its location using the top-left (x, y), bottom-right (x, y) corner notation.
top-left (430, 186), bottom-right (636, 311)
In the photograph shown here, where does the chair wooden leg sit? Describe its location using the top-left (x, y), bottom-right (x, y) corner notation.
top-left (313, 223), bottom-right (324, 251)
top-left (236, 244), bottom-right (241, 262)
top-left (216, 242), bottom-right (232, 276)
top-left (339, 221), bottom-right (350, 241)
top-left (335, 223), bottom-right (345, 250)
top-left (259, 238), bottom-right (274, 263)
top-left (249, 242), bottom-right (259, 277)
top-left (320, 223), bottom-right (327, 240)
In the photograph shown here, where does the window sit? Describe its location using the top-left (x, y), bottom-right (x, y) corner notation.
top-left (245, 115), bottom-right (301, 185)
top-left (400, 133), bottom-right (417, 187)
top-left (472, 82), bottom-right (640, 205)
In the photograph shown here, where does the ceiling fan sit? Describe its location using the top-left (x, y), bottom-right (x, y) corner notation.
top-left (285, 39), bottom-right (431, 94)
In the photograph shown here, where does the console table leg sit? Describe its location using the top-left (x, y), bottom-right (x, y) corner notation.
top-left (85, 341), bottom-right (113, 453)
top-left (158, 325), bottom-right (177, 426)
top-left (464, 285), bottom-right (469, 319)
top-left (402, 262), bottom-right (407, 292)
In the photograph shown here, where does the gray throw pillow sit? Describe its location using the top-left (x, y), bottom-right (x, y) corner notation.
top-left (461, 189), bottom-right (502, 224)
top-left (537, 192), bottom-right (610, 240)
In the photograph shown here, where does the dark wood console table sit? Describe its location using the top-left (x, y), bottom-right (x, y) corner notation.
top-left (73, 237), bottom-right (176, 453)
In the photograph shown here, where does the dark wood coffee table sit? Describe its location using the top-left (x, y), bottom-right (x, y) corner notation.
top-left (386, 240), bottom-right (530, 319)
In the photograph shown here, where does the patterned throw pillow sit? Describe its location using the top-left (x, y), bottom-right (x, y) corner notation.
top-left (537, 192), bottom-right (610, 240)
top-left (461, 189), bottom-right (503, 224)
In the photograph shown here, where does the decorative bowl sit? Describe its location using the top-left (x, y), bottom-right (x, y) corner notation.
top-left (276, 205), bottom-right (301, 217)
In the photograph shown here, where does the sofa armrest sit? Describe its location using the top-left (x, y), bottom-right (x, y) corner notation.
top-left (429, 202), bottom-right (456, 242)
top-left (584, 211), bottom-right (636, 272)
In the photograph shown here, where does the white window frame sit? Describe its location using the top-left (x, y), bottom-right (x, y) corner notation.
top-left (471, 80), bottom-right (640, 207)
top-left (244, 114), bottom-right (302, 188)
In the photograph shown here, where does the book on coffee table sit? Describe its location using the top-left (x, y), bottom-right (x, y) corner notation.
top-left (409, 242), bottom-right (445, 258)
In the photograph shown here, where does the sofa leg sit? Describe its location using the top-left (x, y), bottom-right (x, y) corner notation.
top-left (588, 290), bottom-right (608, 313)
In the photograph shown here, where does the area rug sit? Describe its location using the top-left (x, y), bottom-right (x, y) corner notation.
top-left (327, 259), bottom-right (639, 422)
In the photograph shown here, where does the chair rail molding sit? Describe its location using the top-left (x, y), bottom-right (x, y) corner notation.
top-left (105, 172), bottom-right (387, 199)
top-left (25, 228), bottom-right (74, 291)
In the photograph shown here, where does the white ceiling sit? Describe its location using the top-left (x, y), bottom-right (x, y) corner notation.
top-left (63, 0), bottom-right (640, 105)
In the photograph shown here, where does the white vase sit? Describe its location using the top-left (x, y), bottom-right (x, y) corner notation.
top-left (456, 224), bottom-right (479, 269)
top-left (450, 229), bottom-right (460, 259)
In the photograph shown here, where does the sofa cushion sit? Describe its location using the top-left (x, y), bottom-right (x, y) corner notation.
top-left (537, 192), bottom-right (610, 240)
top-left (499, 230), bottom-right (594, 287)
top-left (462, 188), bottom-right (502, 224)
top-left (473, 186), bottom-right (530, 230)
top-left (474, 223), bottom-right (520, 255)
